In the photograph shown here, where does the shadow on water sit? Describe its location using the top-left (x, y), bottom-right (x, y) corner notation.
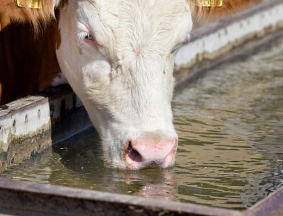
top-left (1, 37), bottom-right (283, 210)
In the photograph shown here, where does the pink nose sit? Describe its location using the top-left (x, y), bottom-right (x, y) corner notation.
top-left (124, 137), bottom-right (178, 170)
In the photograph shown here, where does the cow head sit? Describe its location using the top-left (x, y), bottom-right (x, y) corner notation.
top-left (53, 0), bottom-right (257, 170)
top-left (6, 0), bottom-right (257, 170)
top-left (55, 0), bottom-right (193, 170)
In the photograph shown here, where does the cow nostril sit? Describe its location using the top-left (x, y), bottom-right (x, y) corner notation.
top-left (127, 142), bottom-right (142, 162)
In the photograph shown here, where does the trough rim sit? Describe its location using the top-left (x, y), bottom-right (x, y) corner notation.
top-left (188, 0), bottom-right (282, 44)
top-left (0, 178), bottom-right (243, 216)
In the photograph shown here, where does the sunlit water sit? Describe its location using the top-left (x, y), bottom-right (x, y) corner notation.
top-left (1, 37), bottom-right (283, 209)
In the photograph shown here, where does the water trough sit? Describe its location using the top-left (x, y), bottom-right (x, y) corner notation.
top-left (1, 0), bottom-right (283, 215)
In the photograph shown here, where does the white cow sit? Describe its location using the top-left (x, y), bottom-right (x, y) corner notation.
top-left (1, 0), bottom-right (256, 169)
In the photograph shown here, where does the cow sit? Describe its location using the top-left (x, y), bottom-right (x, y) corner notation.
top-left (0, 0), bottom-right (257, 170)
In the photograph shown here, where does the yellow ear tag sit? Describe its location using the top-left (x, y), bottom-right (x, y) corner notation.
top-left (17, 0), bottom-right (42, 9)
top-left (197, 0), bottom-right (223, 7)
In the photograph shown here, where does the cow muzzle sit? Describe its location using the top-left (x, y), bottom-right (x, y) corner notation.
top-left (123, 134), bottom-right (178, 170)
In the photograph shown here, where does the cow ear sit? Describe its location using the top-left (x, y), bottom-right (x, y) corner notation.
top-left (190, 0), bottom-right (260, 20)
top-left (0, 0), bottom-right (60, 33)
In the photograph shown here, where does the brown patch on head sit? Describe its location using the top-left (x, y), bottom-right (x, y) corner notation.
top-left (190, 0), bottom-right (260, 20)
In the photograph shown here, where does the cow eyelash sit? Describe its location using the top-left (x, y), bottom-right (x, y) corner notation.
top-left (85, 33), bottom-right (94, 41)
top-left (78, 31), bottom-right (99, 51)
top-left (81, 32), bottom-right (94, 41)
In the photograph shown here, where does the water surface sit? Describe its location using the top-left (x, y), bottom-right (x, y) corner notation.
top-left (1, 37), bottom-right (283, 209)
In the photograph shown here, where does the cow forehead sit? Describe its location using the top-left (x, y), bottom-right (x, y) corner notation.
top-left (80, 0), bottom-right (190, 16)
top-left (96, 0), bottom-right (190, 33)
top-left (77, 0), bottom-right (191, 54)
top-left (116, 0), bottom-right (191, 42)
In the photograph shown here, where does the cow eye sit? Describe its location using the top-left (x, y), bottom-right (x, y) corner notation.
top-left (84, 33), bottom-right (94, 41)
top-left (79, 31), bottom-right (99, 51)
top-left (79, 31), bottom-right (94, 41)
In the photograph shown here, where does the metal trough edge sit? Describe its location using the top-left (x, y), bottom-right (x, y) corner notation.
top-left (245, 186), bottom-right (283, 216)
top-left (0, 178), bottom-right (243, 216)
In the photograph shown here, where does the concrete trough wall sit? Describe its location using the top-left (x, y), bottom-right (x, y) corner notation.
top-left (0, 0), bottom-right (283, 215)
top-left (0, 86), bottom-right (91, 171)
top-left (175, 0), bottom-right (283, 85)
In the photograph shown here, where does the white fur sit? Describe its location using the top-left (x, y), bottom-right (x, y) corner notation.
top-left (55, 0), bottom-right (193, 169)
top-left (51, 72), bottom-right (68, 86)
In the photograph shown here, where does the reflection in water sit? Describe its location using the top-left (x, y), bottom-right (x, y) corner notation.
top-left (172, 37), bottom-right (283, 209)
top-left (1, 127), bottom-right (178, 202)
top-left (1, 37), bottom-right (283, 209)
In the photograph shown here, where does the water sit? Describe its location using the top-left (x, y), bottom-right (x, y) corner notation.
top-left (1, 37), bottom-right (283, 209)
